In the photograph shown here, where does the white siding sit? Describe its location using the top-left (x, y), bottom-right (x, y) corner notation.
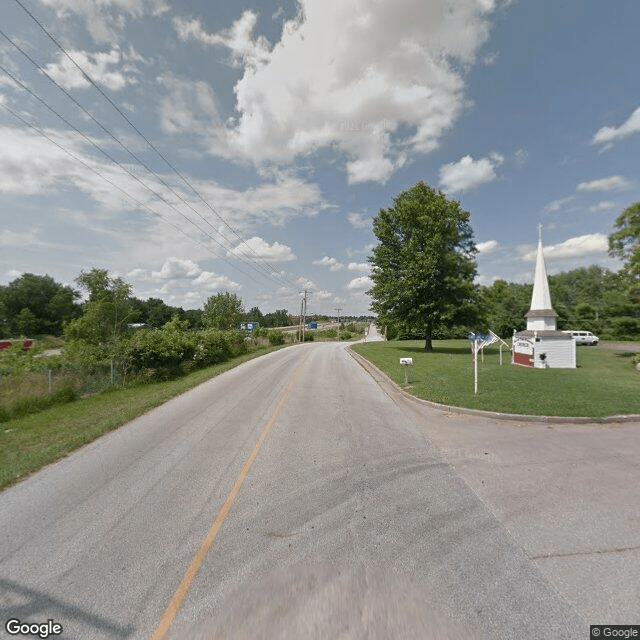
top-left (534, 337), bottom-right (576, 368)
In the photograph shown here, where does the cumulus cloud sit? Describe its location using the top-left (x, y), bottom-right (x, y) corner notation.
top-left (347, 275), bottom-right (373, 290)
top-left (315, 290), bottom-right (335, 301)
top-left (521, 234), bottom-right (608, 261)
top-left (173, 11), bottom-right (271, 68)
top-left (152, 257), bottom-right (201, 279)
top-left (192, 270), bottom-right (240, 290)
top-left (189, 0), bottom-right (502, 183)
top-left (576, 175), bottom-right (630, 192)
top-left (0, 126), bottom-right (327, 231)
top-left (42, 47), bottom-right (143, 91)
top-left (229, 236), bottom-right (296, 262)
top-left (438, 153), bottom-right (504, 193)
top-left (348, 262), bottom-right (370, 272)
top-left (347, 212), bottom-right (371, 229)
top-left (476, 240), bottom-right (498, 254)
top-left (592, 107), bottom-right (640, 145)
top-left (313, 256), bottom-right (344, 271)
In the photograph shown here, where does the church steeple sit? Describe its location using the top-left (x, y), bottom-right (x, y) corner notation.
top-left (525, 225), bottom-right (557, 331)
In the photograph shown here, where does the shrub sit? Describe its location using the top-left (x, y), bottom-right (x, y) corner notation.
top-left (268, 330), bottom-right (286, 346)
top-left (193, 329), bottom-right (234, 367)
top-left (119, 327), bottom-right (198, 380)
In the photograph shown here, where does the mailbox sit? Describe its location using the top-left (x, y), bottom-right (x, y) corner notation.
top-left (400, 357), bottom-right (413, 365)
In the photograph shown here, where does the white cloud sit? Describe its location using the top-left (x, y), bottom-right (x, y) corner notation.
top-left (229, 236), bottom-right (296, 262)
top-left (152, 257), bottom-right (201, 279)
top-left (192, 270), bottom-right (240, 290)
top-left (592, 107), bottom-right (640, 145)
top-left (315, 290), bottom-right (335, 301)
top-left (589, 201), bottom-right (616, 213)
top-left (521, 234), bottom-right (608, 261)
top-left (313, 256), bottom-right (344, 271)
top-left (346, 243), bottom-right (376, 259)
top-left (157, 75), bottom-right (221, 135)
top-left (544, 195), bottom-right (575, 213)
top-left (438, 153), bottom-right (504, 193)
top-left (39, 0), bottom-right (170, 43)
top-left (347, 262), bottom-right (370, 272)
top-left (476, 240), bottom-right (498, 254)
top-left (0, 126), bottom-right (327, 232)
top-left (43, 48), bottom-right (142, 91)
top-left (173, 11), bottom-right (271, 68)
top-left (347, 275), bottom-right (373, 290)
top-left (199, 0), bottom-right (501, 183)
top-left (576, 175), bottom-right (630, 192)
top-left (347, 212), bottom-right (371, 229)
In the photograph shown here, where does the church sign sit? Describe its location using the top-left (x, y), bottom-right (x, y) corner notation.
top-left (513, 337), bottom-right (534, 367)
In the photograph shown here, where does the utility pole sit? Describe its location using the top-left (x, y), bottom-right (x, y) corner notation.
top-left (299, 289), bottom-right (308, 342)
top-left (302, 289), bottom-right (308, 343)
top-left (334, 307), bottom-right (342, 341)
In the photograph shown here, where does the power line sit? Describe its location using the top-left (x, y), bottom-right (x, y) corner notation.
top-left (0, 100), bottom-right (262, 283)
top-left (10, 0), bottom-right (300, 291)
top-left (0, 29), bottom-right (297, 292)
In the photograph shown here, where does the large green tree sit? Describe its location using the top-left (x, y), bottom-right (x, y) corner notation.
top-left (368, 182), bottom-right (478, 351)
top-left (609, 202), bottom-right (640, 276)
top-left (202, 292), bottom-right (244, 330)
top-left (64, 268), bottom-right (135, 361)
top-left (0, 273), bottom-right (80, 336)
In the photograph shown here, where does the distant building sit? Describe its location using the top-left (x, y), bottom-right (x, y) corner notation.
top-left (512, 228), bottom-right (576, 368)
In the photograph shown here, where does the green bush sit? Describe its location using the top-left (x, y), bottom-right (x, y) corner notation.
top-left (120, 327), bottom-right (198, 380)
top-left (268, 330), bottom-right (286, 346)
top-left (295, 330), bottom-right (314, 342)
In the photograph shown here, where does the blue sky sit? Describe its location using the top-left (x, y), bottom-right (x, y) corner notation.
top-left (1, 0), bottom-right (638, 316)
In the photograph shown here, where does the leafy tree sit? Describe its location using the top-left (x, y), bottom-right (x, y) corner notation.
top-left (477, 280), bottom-right (531, 337)
top-left (0, 273), bottom-right (80, 336)
top-left (367, 182), bottom-right (478, 351)
top-left (15, 308), bottom-right (38, 336)
top-left (262, 309), bottom-right (291, 327)
top-left (609, 202), bottom-right (640, 276)
top-left (202, 292), bottom-right (244, 330)
top-left (245, 306), bottom-right (264, 324)
top-left (65, 268), bottom-right (135, 361)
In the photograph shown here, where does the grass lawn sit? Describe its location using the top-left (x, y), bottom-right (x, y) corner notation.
top-left (0, 344), bottom-right (287, 492)
top-left (352, 340), bottom-right (640, 418)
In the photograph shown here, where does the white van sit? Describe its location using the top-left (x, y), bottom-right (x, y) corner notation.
top-left (563, 330), bottom-right (599, 345)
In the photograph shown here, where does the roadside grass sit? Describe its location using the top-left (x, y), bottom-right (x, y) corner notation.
top-left (352, 340), bottom-right (640, 418)
top-left (0, 344), bottom-right (288, 491)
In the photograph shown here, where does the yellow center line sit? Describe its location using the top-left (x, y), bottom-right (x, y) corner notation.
top-left (150, 351), bottom-right (309, 640)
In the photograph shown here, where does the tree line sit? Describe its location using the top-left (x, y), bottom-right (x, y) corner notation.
top-left (368, 183), bottom-right (640, 348)
top-left (0, 271), bottom-right (293, 339)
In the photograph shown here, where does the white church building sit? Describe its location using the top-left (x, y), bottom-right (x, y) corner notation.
top-left (512, 229), bottom-right (576, 368)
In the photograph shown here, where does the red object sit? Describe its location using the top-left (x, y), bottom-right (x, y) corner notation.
top-left (513, 351), bottom-right (533, 366)
top-left (0, 339), bottom-right (34, 349)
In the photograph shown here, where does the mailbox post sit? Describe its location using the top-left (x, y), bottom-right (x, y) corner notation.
top-left (400, 357), bottom-right (413, 384)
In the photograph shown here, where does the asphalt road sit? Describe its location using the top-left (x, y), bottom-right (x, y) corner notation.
top-left (1, 338), bottom-right (637, 639)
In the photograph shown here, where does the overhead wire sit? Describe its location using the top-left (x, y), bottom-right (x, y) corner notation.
top-left (10, 0), bottom-right (302, 292)
top-left (0, 100), bottom-right (264, 285)
top-left (0, 29), bottom-right (296, 285)
top-left (0, 66), bottom-right (272, 285)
